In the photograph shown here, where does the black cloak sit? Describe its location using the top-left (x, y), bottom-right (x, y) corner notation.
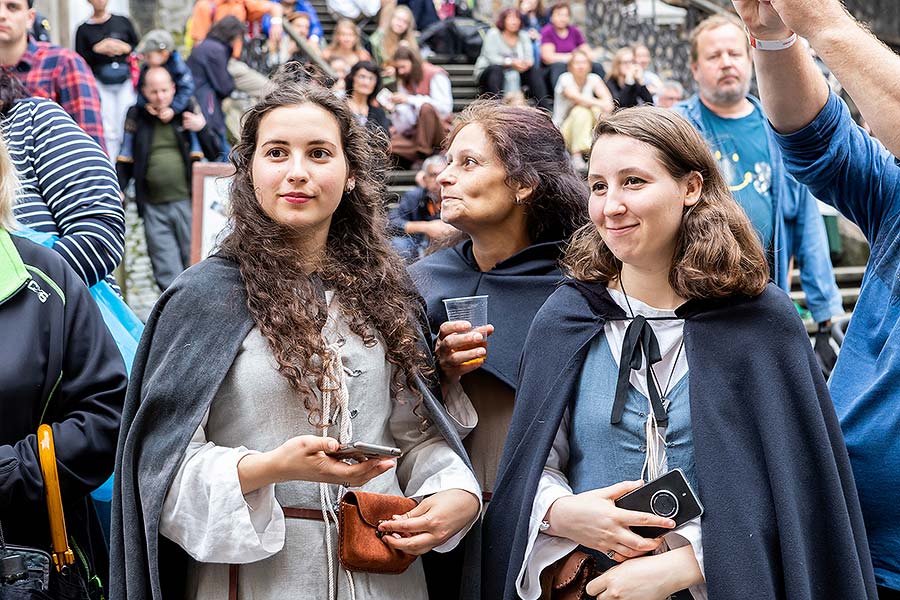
top-left (480, 280), bottom-right (877, 600)
top-left (409, 239), bottom-right (565, 389)
top-left (109, 256), bottom-right (473, 600)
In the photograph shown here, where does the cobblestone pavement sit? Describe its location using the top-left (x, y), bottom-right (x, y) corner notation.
top-left (122, 201), bottom-right (160, 322)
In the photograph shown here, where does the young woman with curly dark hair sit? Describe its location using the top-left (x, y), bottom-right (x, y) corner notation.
top-left (110, 69), bottom-right (481, 600)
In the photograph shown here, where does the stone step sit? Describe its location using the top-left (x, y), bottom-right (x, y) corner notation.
top-left (790, 265), bottom-right (865, 289)
top-left (387, 169), bottom-right (418, 184)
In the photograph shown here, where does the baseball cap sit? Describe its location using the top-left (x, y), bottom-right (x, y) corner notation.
top-left (137, 30), bottom-right (175, 54)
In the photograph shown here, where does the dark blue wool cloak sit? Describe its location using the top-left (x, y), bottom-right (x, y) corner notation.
top-left (480, 280), bottom-right (877, 600)
top-left (409, 239), bottom-right (565, 389)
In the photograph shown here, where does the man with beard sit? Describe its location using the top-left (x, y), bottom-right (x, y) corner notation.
top-left (674, 14), bottom-right (842, 329)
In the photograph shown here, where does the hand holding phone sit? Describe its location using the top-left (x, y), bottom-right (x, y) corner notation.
top-left (326, 441), bottom-right (403, 462)
top-left (614, 469), bottom-right (704, 538)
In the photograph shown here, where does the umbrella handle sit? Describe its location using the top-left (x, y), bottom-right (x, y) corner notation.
top-left (37, 424), bottom-right (74, 572)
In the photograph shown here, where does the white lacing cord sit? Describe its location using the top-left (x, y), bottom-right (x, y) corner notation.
top-left (319, 344), bottom-right (356, 600)
top-left (642, 398), bottom-right (671, 559)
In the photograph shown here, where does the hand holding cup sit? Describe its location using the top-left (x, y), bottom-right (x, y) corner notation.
top-left (437, 295), bottom-right (493, 383)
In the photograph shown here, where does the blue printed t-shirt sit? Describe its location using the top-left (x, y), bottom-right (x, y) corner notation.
top-left (699, 102), bottom-right (774, 249)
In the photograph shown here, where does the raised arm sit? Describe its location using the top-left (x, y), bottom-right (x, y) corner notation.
top-left (734, 0), bottom-right (900, 156)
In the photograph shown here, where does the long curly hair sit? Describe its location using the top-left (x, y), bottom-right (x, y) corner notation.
top-left (563, 106), bottom-right (769, 299)
top-left (219, 69), bottom-right (428, 426)
top-left (443, 100), bottom-right (589, 245)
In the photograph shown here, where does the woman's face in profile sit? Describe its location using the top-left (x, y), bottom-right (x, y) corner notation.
top-left (587, 134), bottom-right (696, 271)
top-left (251, 102), bottom-right (350, 240)
top-left (438, 123), bottom-right (521, 235)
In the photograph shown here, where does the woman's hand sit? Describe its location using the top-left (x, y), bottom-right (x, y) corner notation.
top-left (585, 545), bottom-right (704, 599)
top-left (546, 480), bottom-right (674, 561)
top-left (237, 435), bottom-right (395, 494)
top-left (377, 489), bottom-right (480, 555)
top-left (435, 321), bottom-right (494, 383)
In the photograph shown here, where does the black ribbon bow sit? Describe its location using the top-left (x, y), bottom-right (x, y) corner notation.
top-left (611, 315), bottom-right (669, 427)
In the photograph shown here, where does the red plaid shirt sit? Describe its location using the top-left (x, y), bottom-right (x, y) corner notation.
top-left (6, 37), bottom-right (106, 152)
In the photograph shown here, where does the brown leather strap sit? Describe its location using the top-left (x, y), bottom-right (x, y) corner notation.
top-left (229, 564), bottom-right (239, 600)
top-left (283, 507), bottom-right (326, 520)
top-left (228, 507), bottom-right (326, 598)
top-left (483, 491), bottom-right (493, 503)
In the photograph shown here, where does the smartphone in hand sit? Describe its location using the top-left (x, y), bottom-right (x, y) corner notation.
top-left (326, 441), bottom-right (402, 462)
top-left (614, 468), bottom-right (704, 538)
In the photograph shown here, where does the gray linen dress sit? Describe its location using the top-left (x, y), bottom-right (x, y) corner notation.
top-left (159, 293), bottom-right (480, 599)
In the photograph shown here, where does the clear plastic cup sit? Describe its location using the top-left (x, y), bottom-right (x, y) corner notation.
top-left (443, 295), bottom-right (489, 366)
top-left (443, 295), bottom-right (489, 327)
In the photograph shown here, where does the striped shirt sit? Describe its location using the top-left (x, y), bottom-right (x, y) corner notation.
top-left (2, 98), bottom-right (124, 287)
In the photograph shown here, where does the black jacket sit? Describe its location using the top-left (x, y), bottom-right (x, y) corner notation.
top-left (116, 104), bottom-right (220, 211)
top-left (0, 230), bottom-right (126, 579)
top-left (480, 280), bottom-right (877, 599)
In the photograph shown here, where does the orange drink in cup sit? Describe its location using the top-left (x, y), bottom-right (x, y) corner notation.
top-left (443, 295), bottom-right (489, 366)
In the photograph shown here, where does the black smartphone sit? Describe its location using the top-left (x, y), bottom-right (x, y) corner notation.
top-left (614, 468), bottom-right (704, 538)
top-left (326, 441), bottom-right (403, 462)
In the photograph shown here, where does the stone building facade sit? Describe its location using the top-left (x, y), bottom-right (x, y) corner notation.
top-left (585, 0), bottom-right (900, 95)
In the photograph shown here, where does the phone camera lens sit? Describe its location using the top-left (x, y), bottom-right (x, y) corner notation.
top-left (649, 490), bottom-right (679, 518)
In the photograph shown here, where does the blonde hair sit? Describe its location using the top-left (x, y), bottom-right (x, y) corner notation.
top-left (608, 47), bottom-right (634, 83)
top-left (563, 106), bottom-right (769, 299)
top-left (0, 137), bottom-right (19, 230)
top-left (327, 19), bottom-right (365, 55)
top-left (381, 5), bottom-right (419, 62)
top-left (689, 14), bottom-right (749, 65)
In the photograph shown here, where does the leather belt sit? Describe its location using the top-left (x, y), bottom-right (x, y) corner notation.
top-left (229, 507), bottom-right (326, 600)
top-left (283, 506), bottom-right (325, 521)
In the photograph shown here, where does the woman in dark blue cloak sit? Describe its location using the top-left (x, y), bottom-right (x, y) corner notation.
top-left (481, 106), bottom-right (876, 600)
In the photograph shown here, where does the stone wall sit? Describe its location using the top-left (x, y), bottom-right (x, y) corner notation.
top-left (129, 0), bottom-right (192, 36)
top-left (585, 0), bottom-right (900, 94)
top-left (585, 0), bottom-right (707, 92)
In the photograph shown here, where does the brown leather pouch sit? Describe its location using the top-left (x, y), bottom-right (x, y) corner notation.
top-left (539, 550), bottom-right (598, 600)
top-left (338, 490), bottom-right (418, 574)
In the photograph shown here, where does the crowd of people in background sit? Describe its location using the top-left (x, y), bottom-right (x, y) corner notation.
top-left (1, 0), bottom-right (900, 598)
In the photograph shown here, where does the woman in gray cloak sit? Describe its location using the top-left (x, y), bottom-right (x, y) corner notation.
top-left (109, 67), bottom-right (481, 600)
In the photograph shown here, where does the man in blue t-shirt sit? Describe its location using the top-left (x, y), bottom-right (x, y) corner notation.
top-left (733, 0), bottom-right (900, 595)
top-left (674, 14), bottom-right (843, 327)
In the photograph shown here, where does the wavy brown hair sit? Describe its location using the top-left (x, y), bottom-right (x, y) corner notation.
top-left (563, 106), bottom-right (769, 299)
top-left (219, 66), bottom-right (428, 426)
top-left (443, 100), bottom-right (588, 245)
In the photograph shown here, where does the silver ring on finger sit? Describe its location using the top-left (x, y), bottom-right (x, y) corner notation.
top-left (606, 549), bottom-right (616, 560)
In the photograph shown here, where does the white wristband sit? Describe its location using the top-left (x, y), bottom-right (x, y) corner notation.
top-left (748, 31), bottom-right (798, 51)
top-left (270, 17), bottom-right (283, 24)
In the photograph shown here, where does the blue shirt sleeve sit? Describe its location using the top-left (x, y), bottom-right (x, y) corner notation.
top-left (775, 92), bottom-right (900, 246)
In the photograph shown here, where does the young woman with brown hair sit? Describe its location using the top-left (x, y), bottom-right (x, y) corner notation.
top-left (110, 68), bottom-right (480, 600)
top-left (482, 106), bottom-right (875, 600)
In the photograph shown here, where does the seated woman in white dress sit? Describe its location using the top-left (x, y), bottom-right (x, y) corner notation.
top-left (109, 65), bottom-right (481, 600)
